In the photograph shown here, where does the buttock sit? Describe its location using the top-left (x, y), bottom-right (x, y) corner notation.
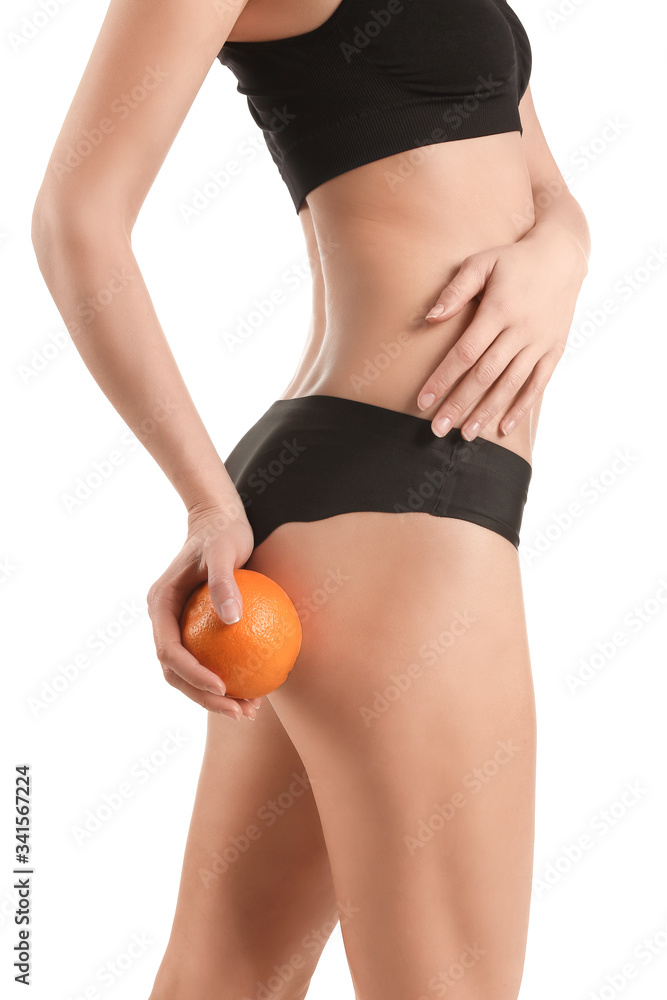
top-left (223, 394), bottom-right (533, 551)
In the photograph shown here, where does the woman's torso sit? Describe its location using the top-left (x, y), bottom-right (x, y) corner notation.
top-left (227, 0), bottom-right (540, 464)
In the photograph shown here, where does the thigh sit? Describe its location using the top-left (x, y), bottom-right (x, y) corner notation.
top-left (248, 509), bottom-right (537, 1000)
top-left (150, 697), bottom-right (339, 1000)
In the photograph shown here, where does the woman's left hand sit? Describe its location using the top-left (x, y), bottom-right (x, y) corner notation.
top-left (417, 228), bottom-right (588, 440)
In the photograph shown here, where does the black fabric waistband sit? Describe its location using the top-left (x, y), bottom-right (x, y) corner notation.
top-left (223, 393), bottom-right (533, 549)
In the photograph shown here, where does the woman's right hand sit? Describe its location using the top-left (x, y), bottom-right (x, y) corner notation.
top-left (146, 499), bottom-right (261, 721)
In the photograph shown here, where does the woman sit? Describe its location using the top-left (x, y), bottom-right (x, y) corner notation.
top-left (31, 0), bottom-right (590, 996)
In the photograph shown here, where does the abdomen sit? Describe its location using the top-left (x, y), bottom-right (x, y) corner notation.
top-left (284, 130), bottom-right (539, 461)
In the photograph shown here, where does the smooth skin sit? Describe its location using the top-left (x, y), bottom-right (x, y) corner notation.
top-left (31, 0), bottom-right (591, 998)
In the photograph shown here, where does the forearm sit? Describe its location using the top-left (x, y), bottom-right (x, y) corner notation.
top-left (523, 180), bottom-right (591, 278)
top-left (31, 204), bottom-right (244, 523)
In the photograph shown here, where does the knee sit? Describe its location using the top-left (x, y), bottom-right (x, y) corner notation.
top-left (242, 963), bottom-right (313, 1000)
top-left (422, 958), bottom-right (524, 1000)
top-left (149, 931), bottom-right (320, 1000)
top-left (150, 961), bottom-right (313, 1000)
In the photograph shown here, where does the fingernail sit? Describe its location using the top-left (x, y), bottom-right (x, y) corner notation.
top-left (219, 599), bottom-right (241, 624)
top-left (433, 416), bottom-right (452, 437)
top-left (462, 421), bottom-right (480, 440)
top-left (426, 304), bottom-right (445, 319)
top-left (206, 684), bottom-right (226, 696)
top-left (503, 418), bottom-right (515, 435)
top-left (419, 393), bottom-right (436, 410)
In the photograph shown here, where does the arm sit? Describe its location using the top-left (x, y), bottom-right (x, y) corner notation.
top-left (31, 0), bottom-right (259, 719)
top-left (417, 84), bottom-right (591, 439)
top-left (513, 84), bottom-right (591, 271)
top-left (31, 0), bottom-right (249, 524)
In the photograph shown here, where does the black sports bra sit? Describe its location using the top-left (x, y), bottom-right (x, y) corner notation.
top-left (218, 0), bottom-right (532, 214)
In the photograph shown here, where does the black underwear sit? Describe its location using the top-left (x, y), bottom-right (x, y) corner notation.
top-left (223, 394), bottom-right (532, 550)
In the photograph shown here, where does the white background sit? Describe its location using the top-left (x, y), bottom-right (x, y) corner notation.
top-left (2, 0), bottom-right (666, 997)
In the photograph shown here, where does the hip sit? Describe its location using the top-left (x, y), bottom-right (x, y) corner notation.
top-left (277, 336), bottom-right (541, 468)
top-left (223, 393), bottom-right (533, 552)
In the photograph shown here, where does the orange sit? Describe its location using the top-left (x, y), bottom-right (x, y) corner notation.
top-left (179, 569), bottom-right (302, 698)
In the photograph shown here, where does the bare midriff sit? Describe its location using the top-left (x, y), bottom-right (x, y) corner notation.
top-left (229, 2), bottom-right (540, 466)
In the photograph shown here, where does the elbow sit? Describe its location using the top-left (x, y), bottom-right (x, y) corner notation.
top-left (30, 194), bottom-right (78, 266)
top-left (31, 196), bottom-right (58, 265)
top-left (31, 186), bottom-right (129, 264)
top-left (569, 194), bottom-right (592, 269)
